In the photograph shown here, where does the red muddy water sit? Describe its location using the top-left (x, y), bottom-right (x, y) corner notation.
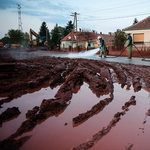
top-left (1, 49), bottom-right (150, 150)
top-left (0, 83), bottom-right (150, 150)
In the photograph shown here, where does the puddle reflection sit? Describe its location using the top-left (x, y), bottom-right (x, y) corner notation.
top-left (0, 82), bottom-right (150, 150)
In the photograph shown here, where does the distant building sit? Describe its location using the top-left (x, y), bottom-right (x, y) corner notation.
top-left (60, 29), bottom-right (97, 51)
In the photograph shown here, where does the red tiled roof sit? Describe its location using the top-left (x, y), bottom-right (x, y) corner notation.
top-left (61, 31), bottom-right (97, 42)
top-left (123, 16), bottom-right (150, 31)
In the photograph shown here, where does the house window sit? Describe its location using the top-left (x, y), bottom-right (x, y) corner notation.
top-left (133, 33), bottom-right (144, 43)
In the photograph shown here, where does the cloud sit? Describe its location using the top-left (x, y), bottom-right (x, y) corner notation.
top-left (0, 0), bottom-right (17, 9)
top-left (0, 0), bottom-right (150, 39)
top-left (0, 8), bottom-right (18, 37)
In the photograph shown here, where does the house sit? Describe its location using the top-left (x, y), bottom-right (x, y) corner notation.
top-left (123, 16), bottom-right (150, 47)
top-left (60, 29), bottom-right (98, 51)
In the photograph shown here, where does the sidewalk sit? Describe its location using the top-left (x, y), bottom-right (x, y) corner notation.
top-left (84, 55), bottom-right (150, 66)
top-left (99, 56), bottom-right (150, 66)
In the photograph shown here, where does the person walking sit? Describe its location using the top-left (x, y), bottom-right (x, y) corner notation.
top-left (127, 33), bottom-right (132, 59)
top-left (99, 37), bottom-right (106, 58)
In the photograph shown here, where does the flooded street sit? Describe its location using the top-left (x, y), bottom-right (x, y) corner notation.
top-left (1, 49), bottom-right (150, 150)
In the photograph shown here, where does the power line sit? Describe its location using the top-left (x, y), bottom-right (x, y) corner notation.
top-left (78, 12), bottom-right (150, 21)
top-left (80, 0), bottom-right (149, 14)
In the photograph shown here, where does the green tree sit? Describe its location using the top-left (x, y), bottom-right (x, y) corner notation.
top-left (39, 22), bottom-right (50, 45)
top-left (0, 34), bottom-right (10, 45)
top-left (114, 29), bottom-right (127, 49)
top-left (133, 18), bottom-right (138, 25)
top-left (0, 30), bottom-right (29, 46)
top-left (50, 24), bottom-right (65, 48)
top-left (63, 20), bottom-right (73, 36)
top-left (8, 29), bottom-right (24, 44)
top-left (58, 26), bottom-right (65, 40)
top-left (39, 22), bottom-right (47, 37)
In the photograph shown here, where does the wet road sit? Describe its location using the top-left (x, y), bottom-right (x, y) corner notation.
top-left (1, 48), bottom-right (150, 66)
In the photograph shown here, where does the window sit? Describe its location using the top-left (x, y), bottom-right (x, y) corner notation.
top-left (133, 33), bottom-right (144, 43)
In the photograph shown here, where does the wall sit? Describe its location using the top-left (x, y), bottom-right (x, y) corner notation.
top-left (124, 29), bottom-right (150, 43)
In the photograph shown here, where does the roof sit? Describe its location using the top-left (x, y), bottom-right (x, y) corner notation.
top-left (61, 31), bottom-right (97, 42)
top-left (97, 33), bottom-right (115, 44)
top-left (123, 16), bottom-right (150, 31)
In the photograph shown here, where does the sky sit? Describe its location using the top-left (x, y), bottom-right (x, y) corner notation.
top-left (0, 0), bottom-right (150, 39)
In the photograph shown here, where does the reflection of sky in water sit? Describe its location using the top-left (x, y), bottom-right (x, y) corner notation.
top-left (0, 82), bottom-right (150, 150)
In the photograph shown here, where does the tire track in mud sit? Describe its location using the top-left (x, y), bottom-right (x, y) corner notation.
top-left (1, 56), bottom-right (150, 149)
top-left (71, 96), bottom-right (136, 150)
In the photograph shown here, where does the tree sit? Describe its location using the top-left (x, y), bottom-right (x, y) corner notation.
top-left (50, 24), bottom-right (67, 48)
top-left (39, 22), bottom-right (47, 37)
top-left (0, 34), bottom-right (10, 45)
top-left (39, 22), bottom-right (50, 45)
top-left (8, 29), bottom-right (24, 44)
top-left (58, 26), bottom-right (66, 39)
top-left (50, 24), bottom-right (60, 48)
top-left (114, 29), bottom-right (127, 49)
top-left (0, 30), bottom-right (30, 47)
top-left (133, 18), bottom-right (138, 25)
top-left (63, 20), bottom-right (73, 36)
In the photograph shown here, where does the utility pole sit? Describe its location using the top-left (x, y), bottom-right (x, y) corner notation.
top-left (17, 4), bottom-right (23, 31)
top-left (70, 12), bottom-right (79, 51)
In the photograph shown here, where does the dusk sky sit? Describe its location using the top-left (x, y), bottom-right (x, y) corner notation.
top-left (0, 0), bottom-right (150, 39)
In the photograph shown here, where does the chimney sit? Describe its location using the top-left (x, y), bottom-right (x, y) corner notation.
top-left (100, 32), bottom-right (102, 35)
top-left (109, 32), bottom-right (112, 35)
top-left (79, 28), bottom-right (81, 32)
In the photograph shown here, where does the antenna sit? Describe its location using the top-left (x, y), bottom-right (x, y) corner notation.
top-left (17, 4), bottom-right (23, 31)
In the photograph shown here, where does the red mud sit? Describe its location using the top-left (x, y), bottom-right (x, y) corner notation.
top-left (0, 50), bottom-right (150, 150)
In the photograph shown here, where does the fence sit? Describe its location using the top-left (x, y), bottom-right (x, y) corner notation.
top-left (108, 42), bottom-right (150, 58)
top-left (133, 42), bottom-right (150, 51)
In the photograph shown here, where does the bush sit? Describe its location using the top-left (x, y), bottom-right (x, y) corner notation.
top-left (114, 29), bottom-right (127, 50)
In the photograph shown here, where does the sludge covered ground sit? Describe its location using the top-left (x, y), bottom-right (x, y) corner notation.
top-left (0, 49), bottom-right (150, 150)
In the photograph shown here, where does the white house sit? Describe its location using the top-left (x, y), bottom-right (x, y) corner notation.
top-left (60, 30), bottom-right (98, 51)
top-left (123, 16), bottom-right (150, 47)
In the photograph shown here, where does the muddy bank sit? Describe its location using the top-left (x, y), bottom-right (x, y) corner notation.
top-left (1, 54), bottom-right (150, 100)
top-left (1, 51), bottom-right (150, 149)
top-left (0, 107), bottom-right (20, 125)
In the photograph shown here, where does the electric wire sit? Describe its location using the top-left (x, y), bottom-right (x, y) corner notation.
top-left (80, 0), bottom-right (150, 14)
top-left (78, 12), bottom-right (150, 21)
